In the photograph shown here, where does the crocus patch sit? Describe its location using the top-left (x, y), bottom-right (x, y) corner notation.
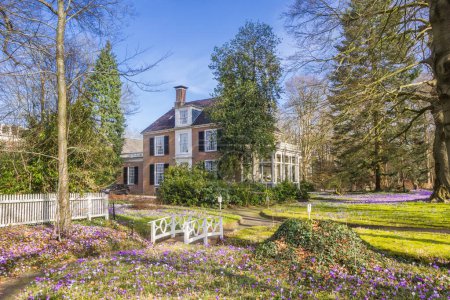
top-left (0, 223), bottom-right (148, 277)
top-left (312, 190), bottom-right (432, 203)
top-left (20, 244), bottom-right (450, 299)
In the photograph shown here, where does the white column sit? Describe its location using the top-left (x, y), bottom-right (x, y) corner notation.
top-left (272, 153), bottom-right (276, 184)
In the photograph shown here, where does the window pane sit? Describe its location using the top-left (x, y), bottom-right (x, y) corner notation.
top-left (155, 136), bottom-right (164, 155)
top-left (128, 167), bottom-right (135, 185)
top-left (180, 109), bottom-right (188, 124)
top-left (155, 163), bottom-right (165, 185)
top-left (205, 160), bottom-right (217, 172)
top-left (205, 130), bottom-right (217, 151)
top-left (179, 133), bottom-right (188, 153)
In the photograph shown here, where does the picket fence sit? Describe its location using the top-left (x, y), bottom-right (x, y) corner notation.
top-left (0, 193), bottom-right (109, 227)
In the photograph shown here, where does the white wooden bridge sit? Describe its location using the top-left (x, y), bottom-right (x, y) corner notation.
top-left (148, 214), bottom-right (223, 245)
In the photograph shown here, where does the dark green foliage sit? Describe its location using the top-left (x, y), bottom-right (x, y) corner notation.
top-left (85, 41), bottom-right (125, 160)
top-left (300, 180), bottom-right (315, 192)
top-left (271, 181), bottom-right (309, 203)
top-left (256, 219), bottom-right (375, 272)
top-left (209, 22), bottom-right (282, 179)
top-left (158, 165), bottom-right (306, 207)
top-left (0, 42), bottom-right (124, 194)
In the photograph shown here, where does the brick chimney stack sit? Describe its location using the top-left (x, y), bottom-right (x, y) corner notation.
top-left (174, 85), bottom-right (188, 108)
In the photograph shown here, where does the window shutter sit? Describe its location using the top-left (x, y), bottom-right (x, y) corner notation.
top-left (149, 137), bottom-right (155, 156)
top-left (217, 129), bottom-right (223, 151)
top-left (134, 166), bottom-right (139, 184)
top-left (123, 167), bottom-right (128, 185)
top-left (164, 163), bottom-right (169, 170)
top-left (149, 164), bottom-right (155, 185)
top-left (164, 136), bottom-right (169, 155)
top-left (198, 131), bottom-right (205, 152)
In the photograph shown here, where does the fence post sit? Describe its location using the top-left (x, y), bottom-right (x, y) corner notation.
top-left (184, 221), bottom-right (190, 244)
top-left (104, 194), bottom-right (109, 220)
top-left (150, 221), bottom-right (156, 244)
top-left (171, 215), bottom-right (176, 238)
top-left (87, 195), bottom-right (92, 221)
top-left (203, 218), bottom-right (208, 246)
top-left (219, 217), bottom-right (223, 240)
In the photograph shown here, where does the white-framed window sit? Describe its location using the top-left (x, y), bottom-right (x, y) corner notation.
top-left (204, 160), bottom-right (217, 173)
top-left (179, 132), bottom-right (189, 153)
top-left (155, 163), bottom-right (165, 186)
top-left (154, 136), bottom-right (164, 156)
top-left (205, 129), bottom-right (217, 152)
top-left (128, 167), bottom-right (135, 185)
top-left (179, 109), bottom-right (188, 125)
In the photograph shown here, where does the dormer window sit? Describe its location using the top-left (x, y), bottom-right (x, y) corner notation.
top-left (179, 109), bottom-right (188, 125)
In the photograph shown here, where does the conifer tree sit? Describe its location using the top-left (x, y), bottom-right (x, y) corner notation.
top-left (209, 22), bottom-right (282, 180)
top-left (85, 41), bottom-right (125, 164)
top-left (329, 0), bottom-right (423, 191)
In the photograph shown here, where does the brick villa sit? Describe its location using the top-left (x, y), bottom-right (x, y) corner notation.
top-left (119, 86), bottom-right (301, 195)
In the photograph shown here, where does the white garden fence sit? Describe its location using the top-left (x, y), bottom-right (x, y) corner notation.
top-left (183, 216), bottom-right (223, 245)
top-left (0, 193), bottom-right (108, 227)
top-left (148, 215), bottom-right (223, 245)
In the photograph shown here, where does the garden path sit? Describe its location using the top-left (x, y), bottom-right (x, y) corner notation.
top-left (0, 271), bottom-right (42, 300)
top-left (224, 207), bottom-right (281, 229)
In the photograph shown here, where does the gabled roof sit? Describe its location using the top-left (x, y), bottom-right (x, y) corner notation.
top-left (141, 98), bottom-right (216, 134)
top-left (122, 138), bottom-right (143, 154)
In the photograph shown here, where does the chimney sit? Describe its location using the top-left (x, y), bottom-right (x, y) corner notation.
top-left (174, 85), bottom-right (188, 108)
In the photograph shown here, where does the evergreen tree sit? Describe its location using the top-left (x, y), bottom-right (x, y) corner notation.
top-left (329, 0), bottom-right (423, 191)
top-left (85, 41), bottom-right (125, 159)
top-left (209, 22), bottom-right (282, 180)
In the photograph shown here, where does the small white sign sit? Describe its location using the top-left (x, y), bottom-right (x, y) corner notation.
top-left (218, 195), bottom-right (223, 203)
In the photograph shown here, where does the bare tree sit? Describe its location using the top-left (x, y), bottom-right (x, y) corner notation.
top-left (281, 76), bottom-right (332, 183)
top-left (284, 0), bottom-right (450, 202)
top-left (0, 0), bottom-right (163, 235)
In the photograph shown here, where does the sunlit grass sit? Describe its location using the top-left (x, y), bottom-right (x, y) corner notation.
top-left (262, 201), bottom-right (450, 229)
top-left (354, 228), bottom-right (450, 262)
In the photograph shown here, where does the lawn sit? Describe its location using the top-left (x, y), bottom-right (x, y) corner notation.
top-left (354, 228), bottom-right (450, 263)
top-left (262, 201), bottom-right (450, 229)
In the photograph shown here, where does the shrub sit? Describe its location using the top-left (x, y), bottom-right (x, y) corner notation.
top-left (159, 165), bottom-right (308, 207)
top-left (300, 180), bottom-right (315, 192)
top-left (256, 219), bottom-right (376, 272)
top-left (271, 181), bottom-right (309, 202)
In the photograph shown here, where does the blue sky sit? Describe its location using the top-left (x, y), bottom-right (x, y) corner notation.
top-left (114, 0), bottom-right (296, 136)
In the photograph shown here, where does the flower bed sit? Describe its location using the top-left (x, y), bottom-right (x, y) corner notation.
top-left (0, 222), bottom-right (148, 277)
top-left (20, 244), bottom-right (450, 299)
top-left (311, 190), bottom-right (432, 203)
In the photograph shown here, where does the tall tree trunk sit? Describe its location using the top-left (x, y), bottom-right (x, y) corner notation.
top-left (431, 102), bottom-right (450, 201)
top-left (373, 112), bottom-right (382, 191)
top-left (56, 0), bottom-right (70, 234)
top-left (430, 0), bottom-right (450, 202)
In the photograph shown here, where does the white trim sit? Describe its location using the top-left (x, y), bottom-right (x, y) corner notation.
top-left (175, 128), bottom-right (192, 157)
top-left (154, 135), bottom-right (165, 156)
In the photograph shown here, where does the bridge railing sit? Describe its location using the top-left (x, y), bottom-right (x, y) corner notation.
top-left (183, 216), bottom-right (223, 245)
top-left (148, 214), bottom-right (197, 243)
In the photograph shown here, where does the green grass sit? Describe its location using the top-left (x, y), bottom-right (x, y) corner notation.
top-left (262, 201), bottom-right (450, 229)
top-left (227, 225), bottom-right (278, 245)
top-left (354, 228), bottom-right (450, 263)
